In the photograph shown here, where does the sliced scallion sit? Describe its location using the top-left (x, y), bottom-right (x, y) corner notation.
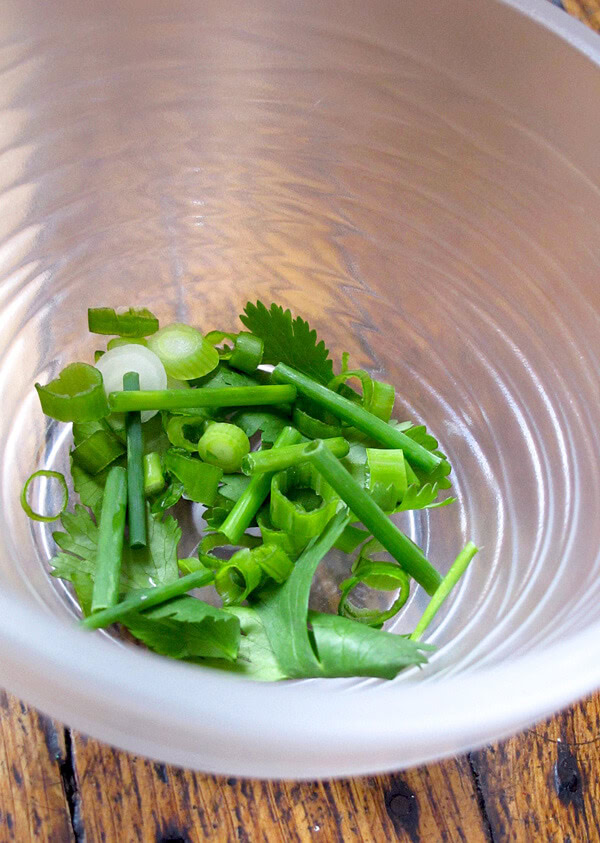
top-left (35, 363), bottom-right (109, 423)
top-left (197, 423), bottom-right (250, 473)
top-left (147, 323), bottom-right (219, 380)
top-left (20, 470), bottom-right (68, 522)
top-left (108, 384), bottom-right (297, 413)
top-left (88, 307), bottom-right (159, 337)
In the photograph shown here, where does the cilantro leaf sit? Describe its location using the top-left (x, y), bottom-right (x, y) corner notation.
top-left (308, 612), bottom-right (431, 679)
top-left (200, 607), bottom-right (285, 680)
top-left (231, 409), bottom-right (290, 445)
top-left (255, 511), bottom-right (430, 679)
top-left (395, 484), bottom-right (456, 512)
top-left (71, 458), bottom-right (111, 520)
top-left (218, 474), bottom-right (251, 503)
top-left (51, 504), bottom-right (180, 593)
top-left (123, 596), bottom-right (240, 661)
top-left (240, 302), bottom-right (335, 384)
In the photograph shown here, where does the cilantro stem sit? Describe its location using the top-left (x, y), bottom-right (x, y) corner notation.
top-left (272, 364), bottom-right (441, 473)
top-left (82, 568), bottom-right (214, 629)
top-left (220, 425), bottom-right (302, 544)
top-left (124, 372), bottom-right (146, 549)
top-left (91, 466), bottom-right (128, 613)
top-left (410, 542), bottom-right (479, 640)
top-left (109, 384), bottom-right (296, 412)
top-left (306, 441), bottom-right (442, 595)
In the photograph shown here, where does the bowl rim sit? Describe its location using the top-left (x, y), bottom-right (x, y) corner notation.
top-left (1, 0), bottom-right (600, 778)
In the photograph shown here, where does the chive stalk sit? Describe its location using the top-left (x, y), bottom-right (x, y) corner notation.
top-left (82, 568), bottom-right (214, 629)
top-left (410, 542), bottom-right (479, 640)
top-left (219, 425), bottom-right (302, 543)
top-left (241, 437), bottom-right (349, 476)
top-left (143, 452), bottom-right (164, 495)
top-left (306, 441), bottom-right (442, 595)
top-left (91, 466), bottom-right (128, 612)
top-left (273, 364), bottom-right (441, 473)
top-left (123, 372), bottom-right (147, 549)
top-left (109, 384), bottom-right (296, 412)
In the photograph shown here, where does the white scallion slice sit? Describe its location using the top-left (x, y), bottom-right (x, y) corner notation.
top-left (95, 345), bottom-right (167, 422)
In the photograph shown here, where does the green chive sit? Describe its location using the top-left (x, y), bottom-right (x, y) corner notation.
top-left (91, 465), bottom-right (128, 612)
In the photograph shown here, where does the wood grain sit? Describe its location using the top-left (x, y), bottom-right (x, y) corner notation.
top-left (70, 732), bottom-right (488, 842)
top-left (0, 692), bottom-right (74, 842)
top-left (472, 692), bottom-right (600, 843)
top-left (562, 0), bottom-right (600, 30)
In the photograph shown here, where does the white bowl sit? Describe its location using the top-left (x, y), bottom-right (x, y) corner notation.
top-left (1, 0), bottom-right (600, 777)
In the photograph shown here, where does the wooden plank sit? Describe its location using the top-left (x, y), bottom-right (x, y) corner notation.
top-left (71, 732), bottom-right (489, 842)
top-left (562, 0), bottom-right (600, 30)
top-left (471, 690), bottom-right (600, 842)
top-left (0, 691), bottom-right (74, 842)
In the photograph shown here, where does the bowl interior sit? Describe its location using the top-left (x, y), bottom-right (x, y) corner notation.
top-left (0, 0), bottom-right (599, 773)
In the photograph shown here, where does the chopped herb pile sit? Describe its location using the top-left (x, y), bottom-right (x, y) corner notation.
top-left (22, 302), bottom-right (478, 680)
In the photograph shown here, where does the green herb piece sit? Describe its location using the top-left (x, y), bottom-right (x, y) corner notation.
top-left (150, 479), bottom-right (184, 515)
top-left (230, 409), bottom-right (290, 446)
top-left (52, 504), bottom-right (180, 595)
top-left (36, 363), bottom-right (109, 422)
top-left (214, 550), bottom-right (263, 606)
top-left (143, 452), bottom-right (165, 495)
top-left (333, 523), bottom-right (369, 554)
top-left (270, 463), bottom-right (339, 548)
top-left (70, 461), bottom-right (110, 519)
top-left (147, 323), bottom-right (219, 380)
top-left (328, 357), bottom-right (395, 422)
top-left (338, 543), bottom-right (410, 627)
top-left (195, 362), bottom-right (264, 390)
top-left (198, 423), bottom-right (250, 473)
top-left (218, 474), bottom-right (252, 503)
top-left (106, 337), bottom-right (149, 351)
top-left (219, 426), bottom-right (302, 544)
top-left (109, 384), bottom-right (296, 413)
top-left (307, 611), bottom-right (431, 678)
top-left (273, 364), bottom-right (441, 474)
top-left (91, 466), bottom-right (128, 612)
top-left (306, 440), bottom-right (442, 595)
top-left (200, 607), bottom-right (286, 681)
top-left (21, 470), bottom-right (68, 523)
top-left (123, 372), bottom-right (147, 549)
top-left (366, 448), bottom-right (407, 512)
top-left (165, 415), bottom-right (207, 452)
top-left (164, 449), bottom-right (222, 505)
top-left (292, 405), bottom-right (342, 440)
top-left (88, 307), bottom-right (159, 337)
top-left (197, 532), bottom-right (261, 571)
top-left (71, 429), bottom-right (125, 475)
top-left (123, 596), bottom-right (240, 661)
top-left (410, 542), bottom-right (479, 640)
top-left (255, 511), bottom-right (431, 678)
top-left (395, 483), bottom-right (456, 512)
top-left (256, 508), bottom-right (304, 559)
top-left (82, 568), bottom-right (214, 629)
top-left (242, 437), bottom-right (349, 476)
top-left (229, 332), bottom-right (264, 373)
top-left (240, 301), bottom-right (335, 384)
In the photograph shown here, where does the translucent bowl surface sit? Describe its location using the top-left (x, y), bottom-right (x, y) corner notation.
top-left (1, 0), bottom-right (600, 777)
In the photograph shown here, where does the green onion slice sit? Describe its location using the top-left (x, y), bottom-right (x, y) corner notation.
top-left (196, 532), bottom-right (261, 571)
top-left (88, 307), bottom-right (159, 338)
top-left (71, 429), bottom-right (125, 475)
top-left (292, 405), bottom-right (343, 440)
top-left (197, 423), bottom-right (250, 473)
top-left (143, 452), bottom-right (165, 495)
top-left (214, 550), bottom-right (263, 606)
top-left (35, 363), bottom-right (109, 422)
top-left (270, 462), bottom-right (339, 547)
top-left (20, 470), bottom-right (68, 522)
top-left (338, 559), bottom-right (410, 627)
top-left (107, 337), bottom-right (148, 350)
top-left (166, 415), bottom-right (207, 452)
top-left (164, 449), bottom-right (223, 505)
top-left (256, 507), bottom-right (306, 559)
top-left (147, 323), bottom-right (219, 380)
top-left (366, 448), bottom-right (408, 512)
top-left (229, 332), bottom-right (264, 373)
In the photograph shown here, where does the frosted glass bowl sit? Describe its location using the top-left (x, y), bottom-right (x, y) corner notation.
top-left (1, 0), bottom-right (600, 777)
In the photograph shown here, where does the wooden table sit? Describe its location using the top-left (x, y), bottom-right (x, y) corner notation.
top-left (3, 2), bottom-right (600, 840)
